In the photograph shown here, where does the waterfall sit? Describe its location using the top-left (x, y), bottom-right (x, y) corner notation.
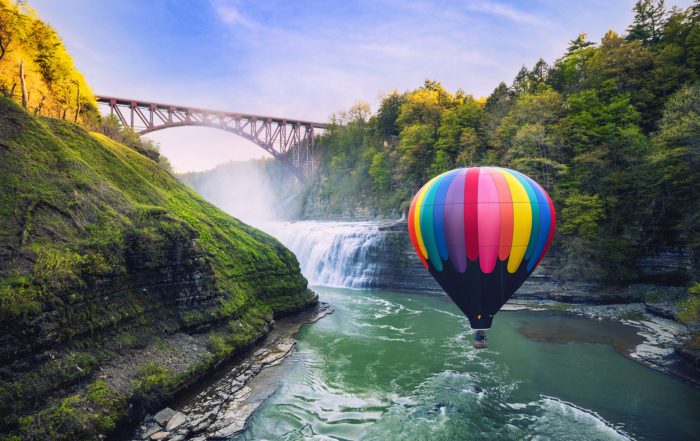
top-left (259, 221), bottom-right (384, 289)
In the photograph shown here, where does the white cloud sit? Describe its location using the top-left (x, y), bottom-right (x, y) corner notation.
top-left (466, 1), bottom-right (548, 25)
top-left (209, 0), bottom-right (255, 29)
top-left (30, 0), bottom-right (700, 171)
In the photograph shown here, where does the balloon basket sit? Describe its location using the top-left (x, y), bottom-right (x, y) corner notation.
top-left (473, 331), bottom-right (488, 349)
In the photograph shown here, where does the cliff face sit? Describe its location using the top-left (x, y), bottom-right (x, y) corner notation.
top-left (0, 98), bottom-right (315, 440)
top-left (299, 179), bottom-right (692, 300)
top-left (369, 220), bottom-right (692, 303)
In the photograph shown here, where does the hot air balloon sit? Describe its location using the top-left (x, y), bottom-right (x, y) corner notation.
top-left (407, 167), bottom-right (556, 347)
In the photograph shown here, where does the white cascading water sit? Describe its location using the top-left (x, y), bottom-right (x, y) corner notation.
top-left (259, 221), bottom-right (384, 289)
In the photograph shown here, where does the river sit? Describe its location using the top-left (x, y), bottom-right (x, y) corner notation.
top-left (245, 222), bottom-right (700, 440)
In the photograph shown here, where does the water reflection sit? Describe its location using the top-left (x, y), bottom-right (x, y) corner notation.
top-left (516, 313), bottom-right (644, 356)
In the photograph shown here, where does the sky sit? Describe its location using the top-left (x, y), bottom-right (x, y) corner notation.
top-left (30, 0), bottom-right (698, 172)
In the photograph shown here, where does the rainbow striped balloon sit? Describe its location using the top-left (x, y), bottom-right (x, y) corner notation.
top-left (408, 167), bottom-right (556, 329)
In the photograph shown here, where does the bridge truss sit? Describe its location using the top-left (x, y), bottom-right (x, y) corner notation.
top-left (96, 95), bottom-right (326, 181)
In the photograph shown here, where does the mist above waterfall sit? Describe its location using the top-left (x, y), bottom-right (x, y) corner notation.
top-left (178, 158), bottom-right (302, 226)
top-left (178, 159), bottom-right (388, 289)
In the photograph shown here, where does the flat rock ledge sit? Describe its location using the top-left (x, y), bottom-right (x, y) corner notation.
top-left (503, 299), bottom-right (700, 389)
top-left (130, 302), bottom-right (334, 441)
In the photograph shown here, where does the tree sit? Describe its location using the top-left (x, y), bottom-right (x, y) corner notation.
top-left (398, 123), bottom-right (434, 182)
top-left (369, 151), bottom-right (390, 192)
top-left (0, 2), bottom-right (25, 66)
top-left (656, 81), bottom-right (700, 159)
top-left (626, 0), bottom-right (668, 46)
top-left (566, 33), bottom-right (594, 56)
top-left (561, 192), bottom-right (604, 238)
top-left (0, 1), bottom-right (97, 122)
top-left (485, 82), bottom-right (513, 113)
top-left (513, 59), bottom-right (550, 95)
top-left (457, 128), bottom-right (480, 166)
top-left (19, 58), bottom-right (26, 108)
top-left (435, 96), bottom-right (484, 162)
top-left (395, 88), bottom-right (445, 131)
top-left (375, 89), bottom-right (405, 137)
top-left (686, 25), bottom-right (700, 73)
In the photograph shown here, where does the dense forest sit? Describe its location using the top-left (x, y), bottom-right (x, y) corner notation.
top-left (312, 0), bottom-right (700, 288)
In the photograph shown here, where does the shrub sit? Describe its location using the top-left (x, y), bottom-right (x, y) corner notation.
top-left (128, 364), bottom-right (172, 419)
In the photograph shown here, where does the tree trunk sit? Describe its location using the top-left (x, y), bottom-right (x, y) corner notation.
top-left (19, 60), bottom-right (27, 109)
top-left (74, 82), bottom-right (80, 123)
top-left (33, 94), bottom-right (45, 116)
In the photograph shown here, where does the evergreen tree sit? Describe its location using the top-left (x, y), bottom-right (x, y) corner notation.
top-left (627, 0), bottom-right (668, 46)
top-left (566, 33), bottom-right (594, 56)
top-left (484, 82), bottom-right (512, 113)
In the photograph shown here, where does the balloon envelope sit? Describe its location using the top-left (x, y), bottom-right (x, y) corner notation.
top-left (408, 167), bottom-right (556, 329)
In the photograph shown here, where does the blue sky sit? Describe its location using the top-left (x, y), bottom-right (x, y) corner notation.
top-left (30, 0), bottom-right (697, 172)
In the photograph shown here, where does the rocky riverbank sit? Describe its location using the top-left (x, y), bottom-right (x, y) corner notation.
top-left (130, 302), bottom-right (334, 441)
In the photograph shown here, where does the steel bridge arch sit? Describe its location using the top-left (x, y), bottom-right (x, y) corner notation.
top-left (96, 95), bottom-right (326, 182)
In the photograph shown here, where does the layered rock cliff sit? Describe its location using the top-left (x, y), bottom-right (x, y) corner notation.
top-left (0, 97), bottom-right (315, 440)
top-left (371, 219), bottom-right (692, 303)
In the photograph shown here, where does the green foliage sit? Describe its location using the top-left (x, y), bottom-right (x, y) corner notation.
top-left (566, 33), bottom-right (594, 56)
top-left (0, 91), bottom-right (314, 439)
top-left (656, 81), bottom-right (700, 153)
top-left (0, 276), bottom-right (40, 319)
top-left (307, 2), bottom-right (700, 281)
top-left (626, 0), bottom-right (668, 46)
top-left (369, 152), bottom-right (389, 192)
top-left (6, 381), bottom-right (122, 441)
top-left (131, 363), bottom-right (171, 395)
top-left (679, 283), bottom-right (700, 349)
top-left (561, 192), bottom-right (604, 239)
top-left (91, 114), bottom-right (173, 172)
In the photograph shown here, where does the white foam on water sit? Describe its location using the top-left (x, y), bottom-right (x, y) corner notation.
top-left (536, 395), bottom-right (634, 440)
top-left (350, 321), bottom-right (414, 334)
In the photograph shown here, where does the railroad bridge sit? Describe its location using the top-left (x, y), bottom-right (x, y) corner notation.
top-left (96, 95), bottom-right (326, 181)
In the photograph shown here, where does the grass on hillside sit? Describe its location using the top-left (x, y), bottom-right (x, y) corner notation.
top-left (0, 97), bottom-right (313, 440)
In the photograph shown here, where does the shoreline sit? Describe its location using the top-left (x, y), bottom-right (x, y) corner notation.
top-left (130, 302), bottom-right (334, 441)
top-left (126, 291), bottom-right (699, 441)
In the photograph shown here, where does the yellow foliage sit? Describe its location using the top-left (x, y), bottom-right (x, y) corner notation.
top-left (396, 88), bottom-right (445, 130)
top-left (0, 0), bottom-right (97, 123)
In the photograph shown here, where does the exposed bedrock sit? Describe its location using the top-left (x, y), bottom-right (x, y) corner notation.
top-left (367, 219), bottom-right (692, 305)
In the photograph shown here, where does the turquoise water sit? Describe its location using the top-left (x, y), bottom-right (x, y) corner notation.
top-left (241, 287), bottom-right (700, 440)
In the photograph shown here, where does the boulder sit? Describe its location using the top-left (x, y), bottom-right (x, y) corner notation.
top-left (192, 419), bottom-right (211, 433)
top-left (150, 432), bottom-right (170, 440)
top-left (154, 408), bottom-right (177, 426)
top-left (140, 424), bottom-right (162, 440)
top-left (166, 413), bottom-right (187, 431)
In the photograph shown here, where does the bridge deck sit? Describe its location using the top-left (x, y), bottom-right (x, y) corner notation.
top-left (96, 95), bottom-right (327, 129)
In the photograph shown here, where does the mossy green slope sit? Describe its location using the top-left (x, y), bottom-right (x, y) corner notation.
top-left (0, 97), bottom-right (314, 440)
